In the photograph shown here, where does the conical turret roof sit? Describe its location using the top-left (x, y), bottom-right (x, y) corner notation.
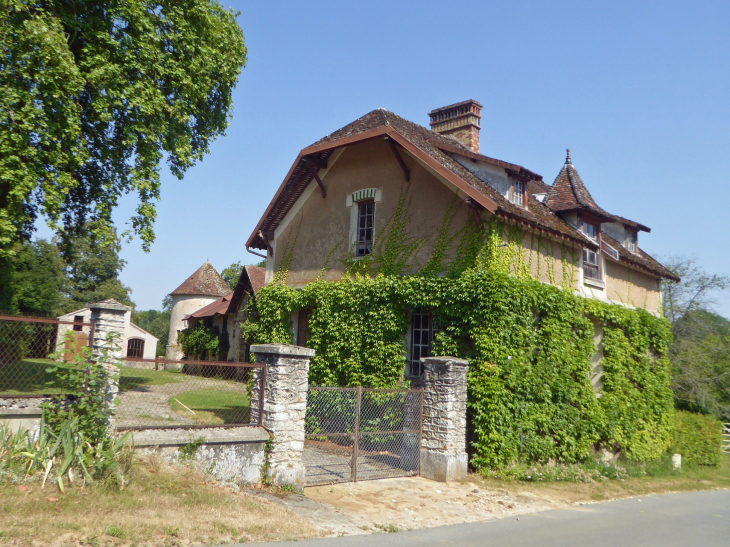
top-left (170, 261), bottom-right (230, 297)
top-left (545, 150), bottom-right (617, 222)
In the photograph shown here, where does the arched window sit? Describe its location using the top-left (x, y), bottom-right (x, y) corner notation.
top-left (127, 338), bottom-right (145, 359)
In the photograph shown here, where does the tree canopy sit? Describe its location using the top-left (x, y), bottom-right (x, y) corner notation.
top-left (663, 257), bottom-right (730, 420)
top-left (1, 0), bottom-right (247, 255)
top-left (0, 231), bottom-right (134, 316)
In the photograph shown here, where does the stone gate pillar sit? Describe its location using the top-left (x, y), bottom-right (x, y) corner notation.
top-left (88, 300), bottom-right (130, 411)
top-left (412, 356), bottom-right (469, 482)
top-left (250, 344), bottom-right (313, 491)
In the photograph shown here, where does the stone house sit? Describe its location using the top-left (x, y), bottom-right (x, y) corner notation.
top-left (241, 99), bottom-right (678, 375)
top-left (56, 299), bottom-right (158, 360)
top-left (173, 265), bottom-right (266, 362)
top-left (166, 261), bottom-right (231, 360)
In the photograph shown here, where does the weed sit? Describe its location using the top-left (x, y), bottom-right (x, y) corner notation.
top-left (179, 437), bottom-right (205, 462)
top-left (374, 523), bottom-right (399, 533)
top-left (164, 526), bottom-right (179, 537)
top-left (278, 484), bottom-right (298, 494)
top-left (105, 525), bottom-right (125, 539)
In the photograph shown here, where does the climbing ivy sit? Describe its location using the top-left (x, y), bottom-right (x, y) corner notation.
top-left (242, 190), bottom-right (674, 468)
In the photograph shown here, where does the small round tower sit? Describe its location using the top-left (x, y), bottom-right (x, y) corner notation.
top-left (166, 261), bottom-right (230, 360)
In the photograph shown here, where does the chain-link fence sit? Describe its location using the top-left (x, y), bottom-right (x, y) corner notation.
top-left (1, 314), bottom-right (261, 430)
top-left (0, 314), bottom-right (94, 397)
top-left (116, 357), bottom-right (262, 430)
top-left (304, 386), bottom-right (423, 485)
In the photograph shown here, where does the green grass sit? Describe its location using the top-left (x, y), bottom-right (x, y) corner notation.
top-left (0, 359), bottom-right (181, 396)
top-left (168, 389), bottom-right (251, 425)
top-left (117, 366), bottom-right (181, 392)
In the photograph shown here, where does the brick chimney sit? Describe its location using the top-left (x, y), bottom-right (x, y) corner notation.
top-left (429, 99), bottom-right (482, 153)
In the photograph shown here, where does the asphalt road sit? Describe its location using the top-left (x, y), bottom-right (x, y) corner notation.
top-left (246, 489), bottom-right (730, 547)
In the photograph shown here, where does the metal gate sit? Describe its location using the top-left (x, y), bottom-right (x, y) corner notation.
top-left (303, 386), bottom-right (423, 486)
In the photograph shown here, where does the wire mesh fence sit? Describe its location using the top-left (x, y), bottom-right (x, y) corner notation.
top-left (0, 314), bottom-right (94, 397)
top-left (1, 314), bottom-right (260, 430)
top-left (115, 358), bottom-right (261, 430)
top-left (304, 386), bottom-right (423, 485)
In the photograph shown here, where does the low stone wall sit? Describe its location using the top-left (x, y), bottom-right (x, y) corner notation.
top-left (131, 427), bottom-right (270, 484)
top-left (0, 397), bottom-right (49, 434)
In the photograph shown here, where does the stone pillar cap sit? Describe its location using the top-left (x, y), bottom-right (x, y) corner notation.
top-left (251, 343), bottom-right (315, 358)
top-left (421, 356), bottom-right (469, 367)
top-left (87, 298), bottom-right (132, 312)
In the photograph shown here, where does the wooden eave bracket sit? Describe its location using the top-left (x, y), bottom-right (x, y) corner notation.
top-left (258, 230), bottom-right (274, 256)
top-left (466, 197), bottom-right (484, 224)
top-left (384, 136), bottom-right (411, 182)
top-left (302, 157), bottom-right (327, 197)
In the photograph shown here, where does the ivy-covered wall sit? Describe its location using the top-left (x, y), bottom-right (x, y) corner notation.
top-left (242, 188), bottom-right (674, 468)
top-left (242, 269), bottom-right (674, 468)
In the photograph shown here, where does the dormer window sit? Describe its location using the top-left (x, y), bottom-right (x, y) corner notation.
top-left (626, 230), bottom-right (637, 252)
top-left (582, 221), bottom-right (597, 240)
top-left (583, 248), bottom-right (601, 281)
top-left (510, 180), bottom-right (524, 207)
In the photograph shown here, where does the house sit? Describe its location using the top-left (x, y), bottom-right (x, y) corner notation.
top-left (166, 261), bottom-right (232, 359)
top-left (56, 299), bottom-right (158, 360)
top-left (242, 100), bottom-right (678, 369)
top-left (170, 264), bottom-right (266, 362)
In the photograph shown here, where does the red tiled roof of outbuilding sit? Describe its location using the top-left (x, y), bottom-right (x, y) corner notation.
top-left (170, 261), bottom-right (231, 297)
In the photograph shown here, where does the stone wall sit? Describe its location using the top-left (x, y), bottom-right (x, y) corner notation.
top-left (132, 427), bottom-right (270, 484)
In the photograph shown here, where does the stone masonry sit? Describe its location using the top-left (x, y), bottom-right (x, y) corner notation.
top-left (250, 343), bottom-right (314, 491)
top-left (88, 300), bottom-right (130, 412)
top-left (412, 356), bottom-right (469, 482)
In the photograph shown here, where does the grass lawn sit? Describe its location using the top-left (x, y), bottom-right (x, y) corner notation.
top-left (471, 454), bottom-right (730, 504)
top-left (168, 389), bottom-right (251, 425)
top-left (0, 359), bottom-right (181, 396)
top-left (0, 456), bottom-right (319, 546)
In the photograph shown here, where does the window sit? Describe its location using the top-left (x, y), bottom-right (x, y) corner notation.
top-left (73, 315), bottom-right (84, 332)
top-left (582, 221), bottom-right (597, 240)
top-left (511, 181), bottom-right (524, 206)
top-left (626, 231), bottom-right (636, 252)
top-left (127, 338), bottom-right (145, 359)
top-left (356, 200), bottom-right (375, 256)
top-left (407, 312), bottom-right (432, 379)
top-left (583, 248), bottom-right (601, 281)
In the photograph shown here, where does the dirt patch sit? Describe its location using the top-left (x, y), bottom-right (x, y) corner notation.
top-left (305, 476), bottom-right (557, 534)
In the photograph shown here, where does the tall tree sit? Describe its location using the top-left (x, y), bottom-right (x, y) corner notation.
top-left (663, 257), bottom-right (730, 419)
top-left (0, 239), bottom-right (66, 315)
top-left (60, 229), bottom-right (134, 313)
top-left (221, 261), bottom-right (244, 290)
top-left (0, 0), bottom-right (247, 256)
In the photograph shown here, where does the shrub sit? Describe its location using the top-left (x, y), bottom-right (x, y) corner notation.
top-left (668, 410), bottom-right (723, 467)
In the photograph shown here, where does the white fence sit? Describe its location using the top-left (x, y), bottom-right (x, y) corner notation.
top-left (723, 423), bottom-right (730, 453)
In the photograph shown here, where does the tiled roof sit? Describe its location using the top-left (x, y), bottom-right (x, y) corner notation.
top-left (185, 292), bottom-right (234, 320)
top-left (170, 262), bottom-right (230, 297)
top-left (246, 109), bottom-right (674, 280)
top-left (225, 266), bottom-right (267, 315)
top-left (545, 152), bottom-right (617, 222)
top-left (601, 233), bottom-right (679, 282)
top-left (245, 265), bottom-right (266, 295)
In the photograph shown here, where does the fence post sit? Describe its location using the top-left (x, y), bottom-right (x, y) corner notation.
top-left (250, 343), bottom-right (314, 492)
top-left (352, 386), bottom-right (361, 481)
top-left (412, 356), bottom-right (469, 482)
top-left (88, 300), bottom-right (130, 414)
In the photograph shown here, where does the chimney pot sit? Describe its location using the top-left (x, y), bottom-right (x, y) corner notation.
top-left (429, 99), bottom-right (482, 153)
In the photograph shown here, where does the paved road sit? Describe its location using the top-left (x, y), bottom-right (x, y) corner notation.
top-left (246, 489), bottom-right (730, 547)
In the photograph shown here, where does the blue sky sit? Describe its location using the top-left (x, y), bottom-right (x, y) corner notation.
top-left (42, 0), bottom-right (730, 316)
